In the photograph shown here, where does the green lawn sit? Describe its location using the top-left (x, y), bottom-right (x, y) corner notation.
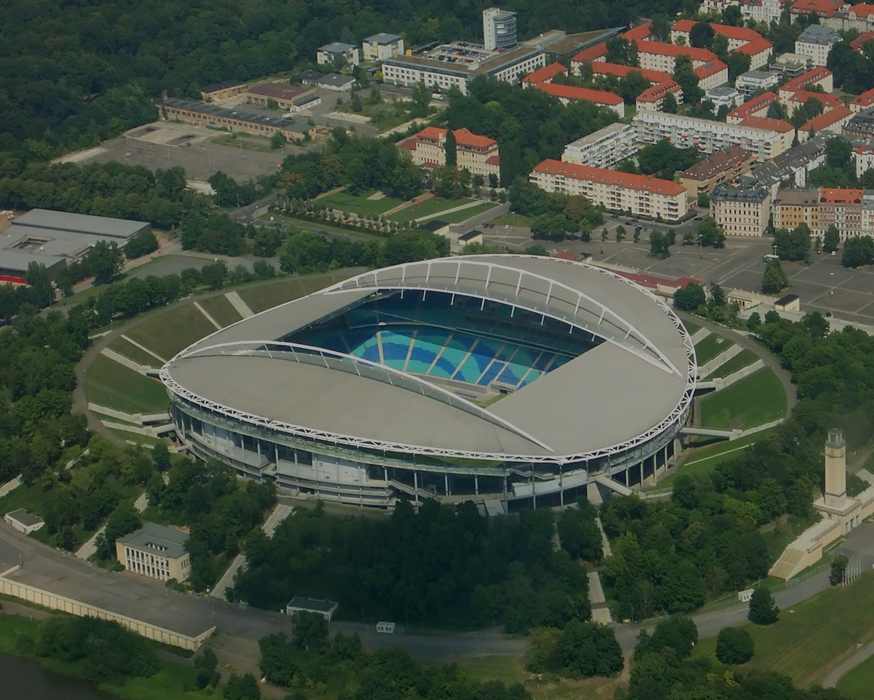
top-left (698, 368), bottom-right (787, 430)
top-left (237, 270), bottom-right (362, 314)
top-left (433, 202), bottom-right (498, 224)
top-left (198, 294), bottom-right (243, 328)
top-left (681, 319), bottom-right (701, 335)
top-left (704, 348), bottom-right (758, 379)
top-left (109, 428), bottom-right (166, 448)
top-left (124, 304), bottom-right (217, 360)
top-left (107, 337), bottom-right (163, 367)
top-left (693, 573), bottom-right (874, 687)
top-left (694, 332), bottom-right (734, 365)
top-left (837, 649), bottom-right (874, 699)
top-left (491, 213), bottom-right (532, 227)
top-left (388, 196), bottom-right (474, 222)
top-left (84, 355), bottom-right (169, 415)
top-left (319, 189), bottom-right (405, 217)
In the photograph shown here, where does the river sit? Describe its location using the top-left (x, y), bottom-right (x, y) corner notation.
top-left (0, 653), bottom-right (113, 700)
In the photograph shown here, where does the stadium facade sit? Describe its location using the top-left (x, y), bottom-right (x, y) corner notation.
top-left (161, 256), bottom-right (696, 510)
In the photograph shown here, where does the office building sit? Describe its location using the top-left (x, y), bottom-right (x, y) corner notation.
top-left (530, 160), bottom-right (688, 222)
top-left (795, 24), bottom-right (842, 66)
top-left (483, 7), bottom-right (518, 51)
top-left (679, 145), bottom-right (755, 198)
top-left (116, 523), bottom-right (191, 583)
top-left (362, 33), bottom-right (405, 61)
top-left (400, 127), bottom-right (501, 178)
top-left (735, 70), bottom-right (780, 98)
top-left (633, 110), bottom-right (788, 161)
top-left (317, 42), bottom-right (360, 66)
top-left (711, 183), bottom-right (771, 236)
top-left (561, 123), bottom-right (638, 169)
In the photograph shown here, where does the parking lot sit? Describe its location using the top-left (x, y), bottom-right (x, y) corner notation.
top-left (485, 222), bottom-right (874, 327)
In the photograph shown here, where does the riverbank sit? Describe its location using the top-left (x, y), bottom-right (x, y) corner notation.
top-left (0, 609), bottom-right (211, 700)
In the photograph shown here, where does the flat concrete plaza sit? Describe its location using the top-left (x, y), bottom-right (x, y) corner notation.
top-left (485, 224), bottom-right (874, 327)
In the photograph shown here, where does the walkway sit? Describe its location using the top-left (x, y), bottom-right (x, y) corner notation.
top-left (415, 199), bottom-right (487, 223)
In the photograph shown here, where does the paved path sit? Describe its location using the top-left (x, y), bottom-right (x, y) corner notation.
top-left (415, 199), bottom-right (487, 223)
top-left (823, 640), bottom-right (874, 688)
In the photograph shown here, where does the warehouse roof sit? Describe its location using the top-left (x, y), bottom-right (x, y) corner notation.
top-left (15, 208), bottom-right (149, 239)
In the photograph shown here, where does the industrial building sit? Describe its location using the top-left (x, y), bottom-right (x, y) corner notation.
top-left (245, 83), bottom-right (316, 110)
top-left (116, 523), bottom-right (191, 583)
top-left (200, 80), bottom-right (246, 102)
top-left (158, 99), bottom-right (315, 142)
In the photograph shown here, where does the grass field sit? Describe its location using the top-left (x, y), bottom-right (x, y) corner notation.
top-left (108, 427), bottom-right (166, 448)
top-left (693, 573), bottom-right (874, 687)
top-left (319, 189), bottom-right (405, 217)
top-left (837, 649), bottom-right (874, 699)
top-left (681, 319), bottom-right (701, 335)
top-left (124, 304), bottom-right (217, 361)
top-left (198, 294), bottom-right (242, 328)
top-left (435, 202), bottom-right (498, 224)
top-left (107, 337), bottom-right (163, 367)
top-left (694, 332), bottom-right (734, 365)
top-left (84, 355), bottom-right (169, 415)
top-left (698, 368), bottom-right (787, 430)
top-left (236, 270), bottom-right (362, 314)
top-left (388, 196), bottom-right (473, 222)
top-left (704, 348), bottom-right (758, 379)
top-left (491, 213), bottom-right (532, 227)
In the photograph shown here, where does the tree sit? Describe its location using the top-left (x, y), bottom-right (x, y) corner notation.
top-left (748, 587), bottom-right (779, 625)
top-left (649, 229), bottom-right (674, 259)
top-left (86, 241), bottom-right (124, 285)
top-left (830, 555), bottom-right (849, 585)
top-left (124, 231), bottom-right (159, 260)
top-left (774, 223), bottom-right (811, 261)
top-left (616, 225), bottom-right (626, 242)
top-left (842, 235), bottom-right (874, 267)
top-left (411, 81), bottom-right (431, 112)
top-left (558, 621), bottom-right (624, 677)
top-left (292, 611), bottom-right (328, 651)
top-left (194, 647), bottom-right (219, 689)
top-left (637, 140), bottom-right (700, 180)
top-left (606, 37), bottom-right (635, 65)
top-left (444, 130), bottom-right (457, 168)
top-left (690, 22), bottom-right (716, 50)
top-left (724, 5), bottom-right (742, 25)
top-left (823, 225), bottom-right (840, 253)
top-left (224, 673), bottom-right (261, 700)
top-left (716, 626), bottom-right (754, 664)
top-left (698, 217), bottom-right (725, 248)
top-left (557, 498), bottom-right (603, 562)
top-left (270, 132), bottom-right (286, 150)
top-left (673, 282), bottom-right (706, 312)
top-left (727, 52), bottom-right (752, 81)
top-left (674, 55), bottom-right (703, 104)
top-left (636, 616), bottom-right (698, 660)
top-left (762, 259), bottom-right (789, 294)
top-left (662, 92), bottom-right (679, 114)
top-left (697, 192), bottom-right (710, 208)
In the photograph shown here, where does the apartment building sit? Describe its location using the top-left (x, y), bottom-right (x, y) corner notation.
top-left (533, 83), bottom-right (625, 116)
top-left (671, 21), bottom-right (773, 69)
top-left (853, 143), bottom-right (874, 177)
top-left (727, 92), bottom-right (780, 124)
top-left (582, 62), bottom-right (683, 111)
top-left (679, 145), bottom-right (755, 198)
top-left (562, 123), bottom-right (639, 168)
top-left (632, 111), bottom-right (787, 161)
top-left (116, 523), bottom-right (191, 583)
top-left (785, 89), bottom-right (843, 117)
top-left (362, 33), bottom-right (405, 61)
top-left (317, 42), bottom-right (360, 66)
top-left (748, 132), bottom-right (829, 198)
top-left (400, 127), bottom-right (501, 178)
top-left (706, 87), bottom-right (742, 110)
top-left (779, 67), bottom-right (834, 99)
top-left (850, 31), bottom-right (874, 51)
top-left (795, 24), bottom-right (842, 66)
top-left (798, 106), bottom-right (853, 141)
top-left (521, 62), bottom-right (568, 86)
top-left (773, 189), bottom-right (821, 231)
top-left (790, 0), bottom-right (845, 22)
top-left (738, 117), bottom-right (795, 154)
top-left (825, 3), bottom-right (874, 32)
top-left (819, 188), bottom-right (865, 239)
top-left (844, 108), bottom-right (874, 138)
top-left (736, 70), bottom-right (780, 98)
top-left (851, 86), bottom-right (874, 113)
top-left (636, 42), bottom-right (717, 74)
top-left (711, 184), bottom-right (772, 236)
top-left (695, 59), bottom-right (730, 91)
top-left (530, 159), bottom-right (687, 221)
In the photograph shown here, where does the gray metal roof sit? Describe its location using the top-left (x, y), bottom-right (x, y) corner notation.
top-left (163, 256), bottom-right (694, 463)
top-left (5, 509), bottom-right (44, 527)
top-left (320, 42), bottom-right (356, 53)
top-left (15, 208), bottom-right (149, 239)
top-left (797, 24), bottom-right (841, 45)
top-left (162, 98), bottom-right (310, 133)
top-left (288, 597), bottom-right (338, 612)
top-left (117, 522), bottom-right (189, 559)
top-left (365, 33), bottom-right (402, 44)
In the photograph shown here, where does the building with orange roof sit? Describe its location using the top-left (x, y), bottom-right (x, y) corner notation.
top-left (826, 3), bottom-right (874, 31)
top-left (779, 67), bottom-right (834, 99)
top-left (798, 106), bottom-right (853, 141)
top-left (622, 22), bottom-right (652, 43)
top-left (852, 87), bottom-right (874, 113)
top-left (533, 83), bottom-right (625, 116)
top-left (636, 41), bottom-right (718, 74)
top-left (852, 142), bottom-right (874, 177)
top-left (727, 92), bottom-right (780, 124)
top-left (521, 62), bottom-right (568, 86)
top-left (786, 90), bottom-right (843, 116)
top-left (818, 188), bottom-right (865, 239)
top-left (850, 31), bottom-right (874, 51)
top-left (636, 80), bottom-right (684, 111)
top-left (740, 116), bottom-right (796, 153)
top-left (694, 59), bottom-right (729, 90)
top-left (530, 159), bottom-right (687, 221)
top-left (790, 0), bottom-right (845, 20)
top-left (569, 60), bottom-right (683, 111)
top-left (572, 43), bottom-right (609, 63)
top-left (401, 127), bottom-right (500, 178)
top-left (670, 22), bottom-right (773, 69)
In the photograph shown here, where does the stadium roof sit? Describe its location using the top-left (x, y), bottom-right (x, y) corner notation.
top-left (163, 256), bottom-right (694, 464)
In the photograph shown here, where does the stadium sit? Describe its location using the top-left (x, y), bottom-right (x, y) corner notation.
top-left (161, 255), bottom-right (696, 510)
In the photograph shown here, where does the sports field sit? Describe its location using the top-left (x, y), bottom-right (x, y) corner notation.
top-left (319, 189), bottom-right (404, 217)
top-left (694, 573), bottom-right (874, 687)
top-left (704, 348), bottom-right (758, 379)
top-left (124, 304), bottom-right (217, 361)
top-left (694, 332), bottom-right (734, 365)
top-left (698, 368), bottom-right (787, 430)
top-left (84, 355), bottom-right (169, 414)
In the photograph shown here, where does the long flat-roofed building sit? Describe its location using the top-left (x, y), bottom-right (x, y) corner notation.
top-left (562, 123), bottom-right (638, 169)
top-left (533, 82), bottom-right (625, 116)
top-left (116, 523), bottom-right (191, 583)
top-left (159, 98), bottom-right (315, 142)
top-left (200, 80), bottom-right (246, 102)
top-left (530, 159), bottom-right (687, 221)
top-left (633, 110), bottom-right (788, 161)
top-left (245, 83), bottom-right (315, 110)
top-left (382, 43), bottom-right (545, 94)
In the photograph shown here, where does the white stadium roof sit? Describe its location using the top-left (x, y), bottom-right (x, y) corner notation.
top-left (162, 256), bottom-right (696, 464)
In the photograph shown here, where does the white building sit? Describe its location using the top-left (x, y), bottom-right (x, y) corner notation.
top-left (3, 509), bottom-right (44, 535)
top-left (744, 0), bottom-right (785, 25)
top-left (530, 159), bottom-right (688, 222)
top-left (483, 7), bottom-right (518, 51)
top-left (736, 70), bottom-right (780, 98)
top-left (706, 87), bottom-right (743, 110)
top-left (636, 42), bottom-right (717, 74)
top-left (382, 45), bottom-right (544, 95)
top-left (711, 183), bottom-right (772, 237)
top-left (795, 25), bottom-right (841, 67)
top-left (115, 523), bottom-right (191, 583)
top-left (853, 143), bottom-right (874, 178)
top-left (317, 42), bottom-right (360, 67)
top-left (633, 111), bottom-right (788, 162)
top-left (362, 33), bottom-right (405, 62)
top-left (562, 123), bottom-right (639, 169)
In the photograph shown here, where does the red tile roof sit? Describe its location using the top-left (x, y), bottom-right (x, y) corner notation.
top-left (851, 31), bottom-right (874, 51)
top-left (553, 251), bottom-right (580, 261)
top-left (781, 67), bottom-right (833, 93)
top-left (671, 19), bottom-right (696, 32)
top-left (694, 59), bottom-right (728, 79)
top-left (637, 42), bottom-right (717, 62)
top-left (800, 105), bottom-right (852, 132)
top-left (735, 38), bottom-right (773, 56)
top-left (637, 81), bottom-right (682, 102)
top-left (739, 116), bottom-right (795, 133)
top-left (852, 86), bottom-right (874, 107)
top-left (788, 90), bottom-right (843, 110)
top-left (533, 159), bottom-right (685, 196)
top-left (845, 3), bottom-right (874, 16)
top-left (610, 270), bottom-right (703, 290)
top-left (727, 91), bottom-right (779, 120)
top-left (535, 82), bottom-right (624, 105)
top-left (572, 43), bottom-right (608, 63)
top-left (819, 188), bottom-right (864, 204)
top-left (591, 63), bottom-right (673, 83)
top-left (790, 0), bottom-right (844, 17)
top-left (521, 62), bottom-right (568, 84)
top-left (622, 22), bottom-right (652, 42)
top-left (412, 126), bottom-right (497, 150)
top-left (485, 155), bottom-right (501, 165)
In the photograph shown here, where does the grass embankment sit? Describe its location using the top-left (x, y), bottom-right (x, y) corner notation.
top-left (107, 337), bottom-right (163, 367)
top-left (124, 304), bottom-right (217, 361)
top-left (83, 355), bottom-right (169, 415)
top-left (694, 332), bottom-right (733, 365)
top-left (693, 573), bottom-right (874, 687)
top-left (197, 294), bottom-right (243, 328)
top-left (681, 319), bottom-right (700, 335)
top-left (0, 613), bottom-right (211, 700)
top-left (236, 270), bottom-right (361, 314)
top-left (319, 189), bottom-right (405, 217)
top-left (698, 368), bottom-right (787, 430)
top-left (388, 197), bottom-right (473, 222)
top-left (437, 202), bottom-right (498, 224)
top-left (704, 348), bottom-right (758, 379)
